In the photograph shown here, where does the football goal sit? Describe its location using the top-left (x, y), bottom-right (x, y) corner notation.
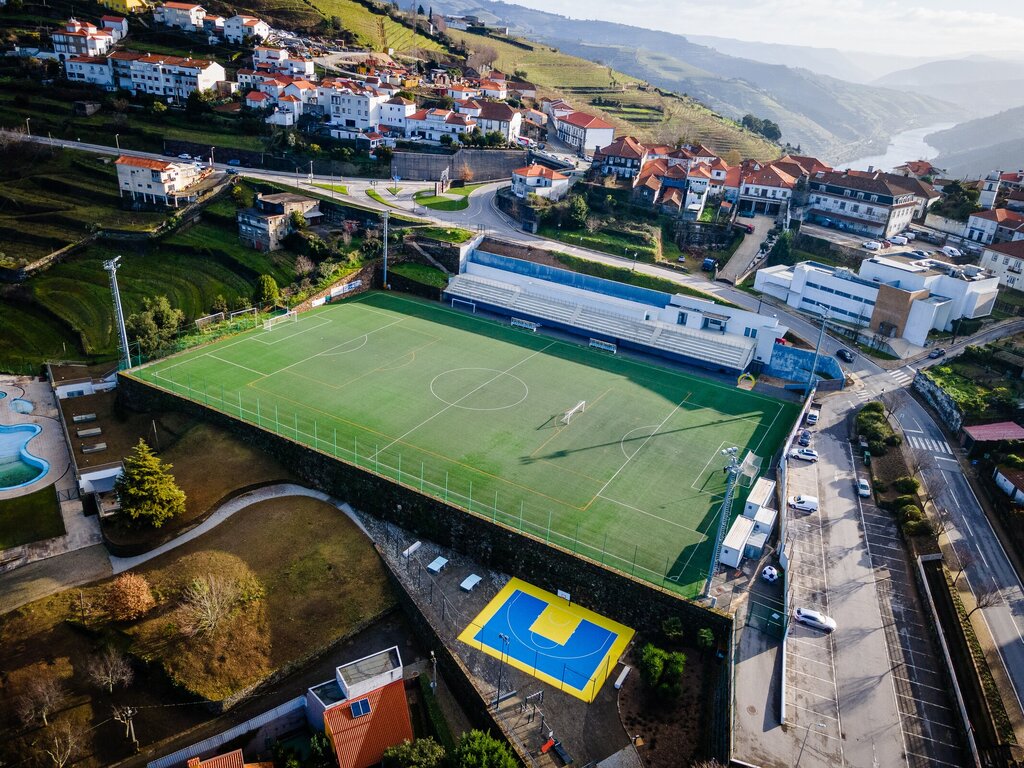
top-left (263, 310), bottom-right (298, 331)
top-left (560, 400), bottom-right (586, 425)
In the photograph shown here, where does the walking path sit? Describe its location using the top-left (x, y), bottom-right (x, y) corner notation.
top-left (110, 482), bottom-right (367, 573)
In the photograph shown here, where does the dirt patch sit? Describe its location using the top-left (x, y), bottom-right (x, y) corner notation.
top-left (618, 645), bottom-right (706, 767)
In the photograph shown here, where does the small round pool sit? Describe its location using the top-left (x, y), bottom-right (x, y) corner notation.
top-left (0, 423), bottom-right (49, 490)
top-left (0, 391), bottom-right (6, 400)
top-left (10, 398), bottom-right (34, 414)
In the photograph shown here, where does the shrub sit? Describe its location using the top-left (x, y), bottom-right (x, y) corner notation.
top-left (893, 494), bottom-right (918, 510)
top-left (656, 651), bottom-right (686, 702)
top-left (893, 476), bottom-right (920, 494)
top-left (861, 401), bottom-right (884, 415)
top-left (874, 480), bottom-right (888, 493)
top-left (639, 643), bottom-right (667, 687)
top-left (884, 433), bottom-right (903, 446)
top-left (662, 616), bottom-right (684, 643)
top-left (868, 440), bottom-right (887, 456)
top-left (107, 573), bottom-right (156, 621)
top-left (899, 505), bottom-right (924, 525)
top-left (903, 518), bottom-right (934, 537)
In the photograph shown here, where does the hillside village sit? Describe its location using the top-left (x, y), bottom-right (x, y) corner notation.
top-left (5, 2), bottom-right (1024, 768)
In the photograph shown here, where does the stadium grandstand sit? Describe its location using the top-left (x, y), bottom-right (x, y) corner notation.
top-left (443, 249), bottom-right (788, 373)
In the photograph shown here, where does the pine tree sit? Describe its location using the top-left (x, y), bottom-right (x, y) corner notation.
top-left (115, 439), bottom-right (185, 529)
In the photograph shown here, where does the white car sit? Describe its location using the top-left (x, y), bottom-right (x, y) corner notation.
top-left (789, 448), bottom-right (819, 462)
top-left (857, 478), bottom-right (871, 497)
top-left (795, 607), bottom-right (837, 632)
top-left (889, 235), bottom-right (909, 245)
top-left (177, 153), bottom-right (192, 160)
top-left (862, 241), bottom-right (881, 251)
top-left (762, 565), bottom-right (779, 583)
top-left (904, 231), bottom-right (916, 240)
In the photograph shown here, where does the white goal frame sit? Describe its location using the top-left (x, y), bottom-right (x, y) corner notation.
top-left (450, 298), bottom-right (477, 313)
top-left (560, 400), bottom-right (586, 425)
top-left (194, 311), bottom-right (225, 331)
top-left (263, 310), bottom-right (298, 331)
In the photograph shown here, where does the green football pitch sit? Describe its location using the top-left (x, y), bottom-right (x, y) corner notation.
top-left (131, 292), bottom-right (799, 596)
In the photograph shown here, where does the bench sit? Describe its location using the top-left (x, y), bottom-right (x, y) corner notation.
top-left (614, 665), bottom-right (631, 689)
top-left (401, 541), bottom-right (422, 558)
top-left (427, 556), bottom-right (448, 574)
top-left (460, 574), bottom-right (482, 592)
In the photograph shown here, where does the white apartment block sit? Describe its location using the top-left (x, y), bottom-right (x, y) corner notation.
top-left (115, 155), bottom-right (204, 206)
top-left (404, 108), bottom-right (476, 142)
top-left (755, 256), bottom-right (998, 347)
top-left (806, 171), bottom-right (917, 239)
top-left (554, 111), bottom-right (615, 154)
top-left (253, 46), bottom-right (315, 79)
top-left (121, 53), bottom-right (226, 99)
top-left (980, 240), bottom-right (1024, 290)
top-left (380, 96), bottom-right (416, 129)
top-left (66, 56), bottom-right (115, 88)
top-left (154, 2), bottom-right (206, 31)
top-left (318, 79), bottom-right (387, 132)
top-left (52, 18), bottom-right (118, 60)
top-left (224, 15), bottom-right (270, 44)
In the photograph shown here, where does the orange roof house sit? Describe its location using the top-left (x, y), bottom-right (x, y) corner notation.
top-left (186, 749), bottom-right (272, 768)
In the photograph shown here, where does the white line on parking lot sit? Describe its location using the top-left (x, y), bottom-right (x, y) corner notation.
top-left (905, 751), bottom-right (963, 768)
top-left (788, 666), bottom-right (839, 685)
top-left (788, 683), bottom-right (840, 703)
top-left (785, 701), bottom-right (841, 722)
top-left (891, 674), bottom-right (953, 696)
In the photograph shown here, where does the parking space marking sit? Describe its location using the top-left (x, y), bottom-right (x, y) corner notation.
top-left (905, 751), bottom-right (964, 768)
top-left (785, 701), bottom-right (841, 722)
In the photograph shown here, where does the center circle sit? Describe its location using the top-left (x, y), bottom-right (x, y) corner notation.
top-left (430, 367), bottom-right (529, 411)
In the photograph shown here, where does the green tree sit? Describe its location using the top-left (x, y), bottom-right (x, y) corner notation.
top-left (115, 439), bottom-right (185, 529)
top-left (254, 274), bottom-right (280, 306)
top-left (697, 627), bottom-right (715, 657)
top-left (212, 295), bottom-right (228, 314)
top-left (126, 295), bottom-right (184, 354)
top-left (382, 737), bottom-right (446, 768)
top-left (452, 731), bottom-right (517, 768)
top-left (768, 231), bottom-right (793, 266)
top-left (290, 210), bottom-right (308, 230)
top-left (568, 194), bottom-right (589, 229)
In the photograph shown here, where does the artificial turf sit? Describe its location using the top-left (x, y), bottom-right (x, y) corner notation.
top-left (130, 292), bottom-right (799, 596)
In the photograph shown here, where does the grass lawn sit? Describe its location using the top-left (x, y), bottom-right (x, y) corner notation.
top-left (448, 183), bottom-right (489, 198)
top-left (366, 189), bottom-right (403, 209)
top-left (539, 224), bottom-right (658, 261)
top-left (131, 292), bottom-right (798, 596)
top-left (0, 487), bottom-right (64, 550)
top-left (414, 191), bottom-right (468, 211)
top-left (313, 182), bottom-right (350, 195)
top-left (416, 226), bottom-right (475, 244)
top-left (391, 262), bottom-right (448, 288)
top-left (0, 495), bottom-right (394, 766)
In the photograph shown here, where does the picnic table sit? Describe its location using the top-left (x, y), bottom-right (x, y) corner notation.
top-left (460, 574), bottom-right (482, 592)
top-left (427, 556), bottom-right (448, 574)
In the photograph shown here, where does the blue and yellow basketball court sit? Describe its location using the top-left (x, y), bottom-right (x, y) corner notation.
top-left (458, 578), bottom-right (635, 703)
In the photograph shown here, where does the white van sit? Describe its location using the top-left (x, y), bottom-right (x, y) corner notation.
top-left (941, 245), bottom-right (962, 259)
top-left (788, 495), bottom-right (819, 512)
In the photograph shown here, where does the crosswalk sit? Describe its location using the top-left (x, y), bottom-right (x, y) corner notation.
top-left (906, 434), bottom-right (953, 455)
top-left (889, 367), bottom-right (915, 386)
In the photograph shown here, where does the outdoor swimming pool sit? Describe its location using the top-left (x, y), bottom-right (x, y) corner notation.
top-left (10, 398), bottom-right (34, 414)
top-left (0, 424), bottom-right (49, 490)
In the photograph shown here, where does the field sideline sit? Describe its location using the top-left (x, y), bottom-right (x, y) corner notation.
top-left (131, 292), bottom-right (799, 596)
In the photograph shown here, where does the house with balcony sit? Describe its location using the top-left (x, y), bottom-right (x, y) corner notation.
top-left (738, 163), bottom-right (798, 216)
top-left (118, 53), bottom-right (226, 100)
top-left (966, 208), bottom-right (1024, 245)
top-left (52, 18), bottom-right (119, 61)
top-left (153, 2), bottom-right (205, 31)
top-left (404, 108), bottom-right (476, 142)
top-left (253, 46), bottom-right (315, 80)
top-left (980, 240), bottom-right (1024, 289)
top-left (115, 155), bottom-right (205, 207)
top-left (553, 111), bottom-right (615, 155)
top-left (319, 78), bottom-right (388, 137)
top-left (804, 170), bottom-right (918, 239)
top-left (237, 193), bottom-right (321, 251)
top-left (593, 136), bottom-right (648, 180)
top-left (893, 160), bottom-right (943, 180)
top-left (511, 163), bottom-right (570, 200)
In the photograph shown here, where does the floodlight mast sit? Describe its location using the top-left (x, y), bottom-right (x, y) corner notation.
top-left (104, 256), bottom-right (131, 370)
top-left (703, 446), bottom-right (741, 600)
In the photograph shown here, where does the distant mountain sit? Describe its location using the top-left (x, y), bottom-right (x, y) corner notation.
top-left (875, 58), bottom-right (1024, 118)
top-left (928, 106), bottom-right (1024, 177)
top-left (684, 36), bottom-right (934, 84)
top-left (434, 0), bottom-right (960, 161)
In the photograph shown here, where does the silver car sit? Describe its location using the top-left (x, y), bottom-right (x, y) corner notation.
top-left (789, 448), bottom-right (819, 462)
top-left (795, 607), bottom-right (837, 632)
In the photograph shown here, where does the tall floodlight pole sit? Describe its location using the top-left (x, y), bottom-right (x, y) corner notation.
top-left (382, 210), bottom-right (390, 288)
top-left (704, 446), bottom-right (741, 600)
top-left (104, 256), bottom-right (131, 370)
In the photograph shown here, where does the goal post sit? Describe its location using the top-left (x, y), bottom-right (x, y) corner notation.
top-left (560, 400), bottom-right (586, 425)
top-left (263, 310), bottom-right (298, 331)
top-left (738, 451), bottom-right (762, 487)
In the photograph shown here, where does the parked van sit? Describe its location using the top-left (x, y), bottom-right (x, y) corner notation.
top-left (941, 245), bottom-right (962, 259)
top-left (806, 408), bottom-right (820, 425)
top-left (788, 495), bottom-right (819, 512)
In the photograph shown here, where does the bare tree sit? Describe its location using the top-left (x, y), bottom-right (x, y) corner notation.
top-left (466, 44), bottom-right (498, 72)
top-left (180, 574), bottom-right (240, 638)
top-left (17, 672), bottom-right (68, 727)
top-left (87, 647), bottom-right (134, 694)
top-left (107, 573), bottom-right (156, 621)
top-left (40, 720), bottom-right (83, 768)
top-left (967, 585), bottom-right (1002, 618)
top-left (952, 550), bottom-right (975, 584)
top-left (294, 254), bottom-right (315, 278)
top-left (584, 215), bottom-right (601, 234)
top-left (880, 388), bottom-right (901, 418)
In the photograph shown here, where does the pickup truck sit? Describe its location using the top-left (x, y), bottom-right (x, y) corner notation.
top-left (806, 407), bottom-right (821, 425)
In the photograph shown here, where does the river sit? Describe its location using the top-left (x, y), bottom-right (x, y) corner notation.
top-left (838, 122), bottom-right (956, 172)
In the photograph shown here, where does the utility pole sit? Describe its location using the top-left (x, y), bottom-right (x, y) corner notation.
top-left (805, 303), bottom-right (829, 401)
top-left (113, 705), bottom-right (139, 753)
top-left (382, 210), bottom-right (390, 288)
top-left (494, 632), bottom-right (510, 707)
top-left (703, 446), bottom-right (740, 600)
top-left (104, 256), bottom-right (131, 371)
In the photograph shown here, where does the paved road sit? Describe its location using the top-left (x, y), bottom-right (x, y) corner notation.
top-left (718, 214), bottom-right (774, 284)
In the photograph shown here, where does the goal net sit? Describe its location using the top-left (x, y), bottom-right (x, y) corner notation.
top-left (263, 310), bottom-right (298, 331)
top-left (194, 311), bottom-right (225, 332)
top-left (738, 451), bottom-right (762, 487)
top-left (560, 401), bottom-right (586, 425)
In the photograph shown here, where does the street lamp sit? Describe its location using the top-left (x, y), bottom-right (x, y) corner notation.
top-left (308, 159), bottom-right (314, 183)
top-left (115, 134), bottom-right (120, 151)
top-left (805, 301), bottom-right (831, 400)
top-left (494, 632), bottom-right (510, 707)
top-left (25, 117), bottom-right (31, 137)
top-left (209, 146), bottom-right (216, 165)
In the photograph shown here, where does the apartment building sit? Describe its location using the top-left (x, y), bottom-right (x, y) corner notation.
top-left (553, 111), bottom-right (614, 154)
top-left (980, 240), bottom-right (1024, 290)
top-left (738, 163), bottom-right (798, 216)
top-left (153, 2), bottom-right (206, 31)
top-left (404, 108), bottom-right (476, 142)
top-left (119, 53), bottom-right (226, 99)
top-left (253, 46), bottom-right (315, 80)
top-left (66, 55), bottom-right (115, 88)
top-left (115, 155), bottom-right (204, 206)
top-left (319, 78), bottom-right (388, 134)
top-left (237, 193), bottom-right (322, 251)
top-left (224, 14), bottom-right (270, 44)
top-left (52, 18), bottom-right (119, 60)
top-left (805, 170), bottom-right (918, 239)
top-left (966, 208), bottom-right (1024, 245)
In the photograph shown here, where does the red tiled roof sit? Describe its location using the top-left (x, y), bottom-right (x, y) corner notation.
top-left (514, 164), bottom-right (567, 180)
top-left (162, 1), bottom-right (203, 9)
top-left (963, 422), bottom-right (1024, 442)
top-left (324, 680), bottom-right (413, 768)
top-left (559, 111), bottom-right (614, 130)
top-left (986, 240), bottom-right (1024, 259)
top-left (246, 90), bottom-right (269, 101)
top-left (743, 164), bottom-right (798, 189)
top-left (595, 135), bottom-right (646, 161)
top-left (116, 155), bottom-right (173, 170)
top-left (997, 466), bottom-right (1024, 493)
top-left (972, 208), bottom-right (1024, 225)
top-left (187, 751), bottom-right (243, 768)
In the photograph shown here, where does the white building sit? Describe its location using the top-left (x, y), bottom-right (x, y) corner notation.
top-left (738, 163), bottom-right (797, 216)
top-left (52, 18), bottom-right (118, 60)
top-left (115, 155), bottom-right (205, 206)
top-left (121, 53), bottom-right (226, 100)
top-left (980, 170), bottom-right (1002, 210)
top-left (965, 208), bottom-right (1024, 246)
top-left (66, 55), bottom-right (115, 88)
top-left (318, 78), bottom-right (388, 134)
top-left (756, 256), bottom-right (999, 347)
top-left (474, 101), bottom-right (521, 142)
top-left (554, 111), bottom-right (615, 155)
top-left (404, 108), bottom-right (476, 142)
top-left (806, 170), bottom-right (918, 239)
top-left (253, 46), bottom-right (315, 80)
top-left (153, 2), bottom-right (206, 31)
top-left (511, 164), bottom-right (570, 200)
top-left (380, 95), bottom-right (416, 131)
top-left (224, 14), bottom-right (270, 44)
top-left (979, 240), bottom-right (1024, 290)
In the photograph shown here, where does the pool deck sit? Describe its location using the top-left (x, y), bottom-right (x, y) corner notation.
top-left (0, 376), bottom-right (102, 570)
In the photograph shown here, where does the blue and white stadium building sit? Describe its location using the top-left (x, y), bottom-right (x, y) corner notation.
top-left (443, 248), bottom-right (788, 374)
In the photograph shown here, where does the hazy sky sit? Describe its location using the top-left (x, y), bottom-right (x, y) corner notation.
top-left (501, 0), bottom-right (1023, 56)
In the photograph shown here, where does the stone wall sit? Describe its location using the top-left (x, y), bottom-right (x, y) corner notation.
top-left (293, 263), bottom-right (378, 313)
top-left (913, 370), bottom-right (964, 434)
